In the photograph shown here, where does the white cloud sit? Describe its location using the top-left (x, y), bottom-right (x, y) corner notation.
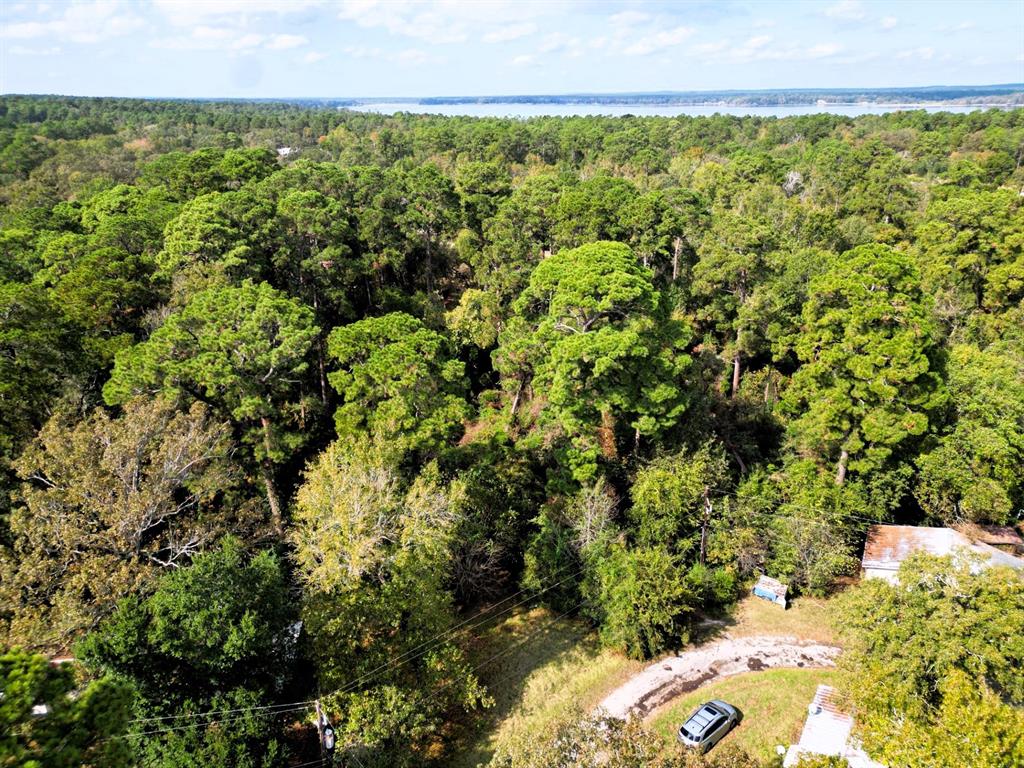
top-left (722, 34), bottom-right (772, 60)
top-left (690, 35), bottom-right (842, 63)
top-left (880, 15), bottom-right (898, 29)
top-left (538, 31), bottom-right (581, 55)
top-left (9, 44), bottom-right (61, 55)
top-left (482, 22), bottom-right (536, 43)
top-left (337, 0), bottom-right (562, 45)
top-left (742, 34), bottom-right (772, 50)
top-left (150, 28), bottom-right (307, 52)
top-left (896, 46), bottom-right (935, 61)
top-left (191, 25), bottom-right (234, 42)
top-left (824, 0), bottom-right (865, 21)
top-left (338, 0), bottom-right (468, 44)
top-left (303, 51), bottom-right (327, 64)
top-left (832, 50), bottom-right (880, 65)
top-left (1, 1), bottom-right (144, 43)
top-left (337, 43), bottom-right (439, 65)
top-left (151, 0), bottom-right (323, 27)
top-left (395, 48), bottom-right (434, 65)
top-left (692, 40), bottom-right (729, 56)
top-left (265, 34), bottom-right (308, 50)
top-left (511, 53), bottom-right (535, 67)
top-left (608, 10), bottom-right (651, 27)
top-left (343, 45), bottom-right (382, 58)
top-left (622, 25), bottom-right (694, 56)
top-left (936, 20), bottom-right (976, 32)
top-left (806, 42), bottom-right (842, 58)
top-left (232, 33), bottom-right (265, 50)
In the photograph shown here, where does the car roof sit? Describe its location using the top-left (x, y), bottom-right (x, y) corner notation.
top-left (683, 703), bottom-right (725, 734)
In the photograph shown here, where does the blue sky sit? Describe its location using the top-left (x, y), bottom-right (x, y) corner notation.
top-left (2, 0), bottom-right (1022, 98)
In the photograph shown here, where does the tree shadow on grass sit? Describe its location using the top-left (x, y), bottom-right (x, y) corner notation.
top-left (446, 606), bottom-right (599, 768)
top-left (686, 606), bottom-right (739, 648)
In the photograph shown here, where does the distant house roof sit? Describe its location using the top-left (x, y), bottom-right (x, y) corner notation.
top-left (783, 685), bottom-right (886, 768)
top-left (862, 524), bottom-right (1024, 575)
top-left (970, 524), bottom-right (1024, 550)
top-left (862, 526), bottom-right (961, 570)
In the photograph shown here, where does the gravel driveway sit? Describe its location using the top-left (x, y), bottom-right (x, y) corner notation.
top-left (596, 635), bottom-right (841, 720)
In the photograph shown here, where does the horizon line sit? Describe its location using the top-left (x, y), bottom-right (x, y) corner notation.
top-left (3, 83), bottom-right (1023, 103)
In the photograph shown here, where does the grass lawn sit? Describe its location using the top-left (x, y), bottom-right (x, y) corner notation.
top-left (648, 668), bottom-right (836, 760)
top-left (449, 606), bottom-right (642, 768)
top-left (448, 594), bottom-right (840, 766)
top-left (722, 594), bottom-right (837, 645)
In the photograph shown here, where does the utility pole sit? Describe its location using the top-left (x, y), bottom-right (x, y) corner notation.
top-left (700, 487), bottom-right (712, 566)
top-left (315, 698), bottom-right (336, 766)
top-left (315, 698), bottom-right (325, 765)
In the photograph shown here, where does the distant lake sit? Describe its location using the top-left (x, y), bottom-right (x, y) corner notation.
top-left (351, 102), bottom-right (1005, 118)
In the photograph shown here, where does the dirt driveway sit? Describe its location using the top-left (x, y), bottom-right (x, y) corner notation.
top-left (596, 635), bottom-right (841, 720)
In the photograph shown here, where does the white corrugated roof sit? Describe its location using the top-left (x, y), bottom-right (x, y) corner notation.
top-left (783, 685), bottom-right (886, 768)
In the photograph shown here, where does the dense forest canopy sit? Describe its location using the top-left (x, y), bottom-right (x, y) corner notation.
top-left (0, 95), bottom-right (1022, 767)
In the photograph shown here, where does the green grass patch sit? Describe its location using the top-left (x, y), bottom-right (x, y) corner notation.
top-left (449, 606), bottom-right (642, 768)
top-left (648, 668), bottom-right (835, 760)
top-left (449, 594), bottom-right (840, 766)
top-left (723, 594), bottom-right (836, 645)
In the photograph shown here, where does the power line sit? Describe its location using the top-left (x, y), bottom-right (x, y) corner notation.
top-left (418, 598), bottom-right (591, 714)
top-left (326, 563), bottom-right (587, 700)
top-left (130, 698), bottom-right (318, 725)
top-left (319, 587), bottom-right (592, 761)
top-left (287, 758), bottom-right (328, 768)
top-left (118, 565), bottom-right (587, 738)
top-left (706, 488), bottom-right (892, 528)
top-left (112, 487), bottom-right (891, 749)
top-left (126, 703), bottom-right (315, 738)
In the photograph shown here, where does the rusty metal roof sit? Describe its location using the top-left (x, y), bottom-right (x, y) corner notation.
top-left (810, 685), bottom-right (847, 718)
top-left (861, 525), bottom-right (961, 570)
top-left (974, 525), bottom-right (1024, 548)
top-left (862, 524), bottom-right (1024, 573)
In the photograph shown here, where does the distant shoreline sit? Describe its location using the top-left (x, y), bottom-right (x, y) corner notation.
top-left (342, 84), bottom-right (1023, 109)
top-left (5, 86), bottom-right (1022, 111)
top-left (354, 100), bottom-right (1020, 108)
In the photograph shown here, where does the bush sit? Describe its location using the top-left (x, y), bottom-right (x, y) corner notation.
top-left (591, 544), bottom-right (694, 659)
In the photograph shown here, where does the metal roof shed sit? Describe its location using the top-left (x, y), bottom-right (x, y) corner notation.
top-left (752, 574), bottom-right (788, 608)
top-left (862, 524), bottom-right (1024, 583)
top-left (783, 685), bottom-right (887, 768)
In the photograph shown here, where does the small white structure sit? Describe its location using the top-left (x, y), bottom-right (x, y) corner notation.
top-left (861, 525), bottom-right (1024, 584)
top-left (783, 685), bottom-right (885, 768)
top-left (751, 574), bottom-right (788, 608)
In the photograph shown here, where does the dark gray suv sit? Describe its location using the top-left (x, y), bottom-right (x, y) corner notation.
top-left (677, 700), bottom-right (740, 752)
